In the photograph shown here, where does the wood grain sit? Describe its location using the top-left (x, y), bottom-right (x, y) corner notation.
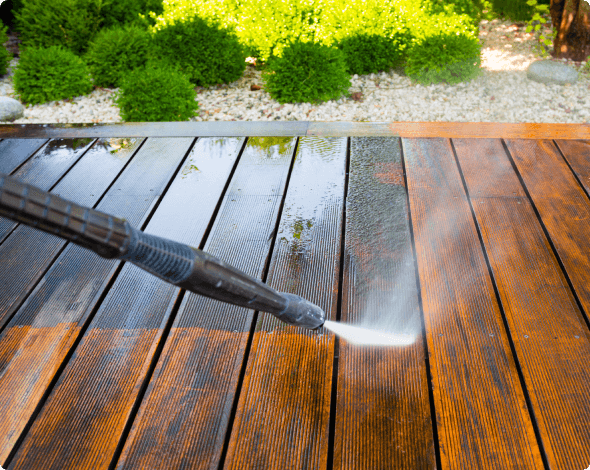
top-left (332, 137), bottom-right (435, 470)
top-left (114, 137), bottom-right (296, 470)
top-left (454, 137), bottom-right (590, 470)
top-left (403, 137), bottom-right (543, 469)
top-left (0, 138), bottom-right (48, 174)
top-left (223, 136), bottom-right (347, 470)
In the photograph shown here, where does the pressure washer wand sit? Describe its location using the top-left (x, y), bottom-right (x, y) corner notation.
top-left (0, 172), bottom-right (325, 329)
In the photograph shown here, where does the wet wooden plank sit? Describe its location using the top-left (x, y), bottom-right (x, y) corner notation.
top-left (453, 137), bottom-right (590, 469)
top-left (3, 137), bottom-right (220, 469)
top-left (403, 137), bottom-right (543, 469)
top-left (505, 139), bottom-right (590, 316)
top-left (0, 138), bottom-right (48, 174)
top-left (0, 138), bottom-right (95, 244)
top-left (1, 122), bottom-right (590, 139)
top-left (553, 139), bottom-right (590, 196)
top-left (114, 137), bottom-right (296, 470)
top-left (223, 137), bottom-right (346, 469)
top-left (0, 138), bottom-right (144, 331)
top-left (332, 137), bottom-right (435, 469)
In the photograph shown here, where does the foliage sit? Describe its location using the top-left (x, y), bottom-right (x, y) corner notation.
top-left (0, 20), bottom-right (12, 77)
top-left (403, 29), bottom-right (483, 86)
top-left (12, 45), bottom-right (93, 104)
top-left (14, 0), bottom-right (106, 56)
top-left (84, 23), bottom-right (153, 88)
top-left (523, 0), bottom-right (557, 59)
top-left (150, 15), bottom-right (246, 87)
top-left (99, 0), bottom-right (163, 29)
top-left (419, 0), bottom-right (499, 26)
top-left (113, 60), bottom-right (200, 122)
top-left (336, 29), bottom-right (414, 76)
top-left (261, 39), bottom-right (351, 104)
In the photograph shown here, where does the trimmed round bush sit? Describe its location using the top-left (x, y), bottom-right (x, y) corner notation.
top-left (403, 30), bottom-right (483, 86)
top-left (261, 39), bottom-right (351, 105)
top-left (150, 15), bottom-right (246, 87)
top-left (84, 23), bottom-right (153, 88)
top-left (13, 45), bottom-right (93, 105)
top-left (14, 0), bottom-right (104, 56)
top-left (0, 21), bottom-right (12, 76)
top-left (113, 61), bottom-right (200, 122)
top-left (336, 28), bottom-right (414, 76)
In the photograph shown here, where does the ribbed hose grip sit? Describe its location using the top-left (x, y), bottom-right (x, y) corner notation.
top-left (0, 172), bottom-right (129, 258)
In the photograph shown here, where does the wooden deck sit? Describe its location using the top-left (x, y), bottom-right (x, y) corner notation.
top-left (0, 122), bottom-right (589, 470)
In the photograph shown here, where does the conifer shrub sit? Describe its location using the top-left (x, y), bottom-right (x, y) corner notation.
top-left (261, 39), bottom-right (351, 104)
top-left (0, 20), bottom-right (12, 77)
top-left (403, 30), bottom-right (483, 86)
top-left (150, 15), bottom-right (246, 87)
top-left (84, 23), bottom-right (153, 88)
top-left (114, 60), bottom-right (200, 122)
top-left (14, 0), bottom-right (104, 56)
top-left (100, 0), bottom-right (164, 29)
top-left (13, 45), bottom-right (93, 105)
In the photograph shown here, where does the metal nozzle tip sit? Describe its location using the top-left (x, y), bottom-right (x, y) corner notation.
top-left (274, 293), bottom-right (325, 329)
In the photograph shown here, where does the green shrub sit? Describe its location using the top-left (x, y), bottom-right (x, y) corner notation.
top-left (261, 39), bottom-right (351, 104)
top-left (336, 28), bottom-right (414, 76)
top-left (100, 0), bottom-right (163, 29)
top-left (403, 30), bottom-right (483, 86)
top-left (0, 20), bottom-right (12, 76)
top-left (13, 45), bottom-right (93, 104)
top-left (14, 0), bottom-right (105, 56)
top-left (150, 15), bottom-right (246, 87)
top-left (84, 23), bottom-right (153, 88)
top-left (114, 60), bottom-right (200, 122)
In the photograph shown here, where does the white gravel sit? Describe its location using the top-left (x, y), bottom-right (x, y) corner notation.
top-left (1, 17), bottom-right (590, 124)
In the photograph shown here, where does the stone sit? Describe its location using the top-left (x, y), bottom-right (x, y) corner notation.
top-left (526, 60), bottom-right (579, 85)
top-left (250, 84), bottom-right (261, 91)
top-left (0, 96), bottom-right (24, 122)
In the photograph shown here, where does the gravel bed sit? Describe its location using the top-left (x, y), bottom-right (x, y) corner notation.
top-left (1, 17), bottom-right (590, 124)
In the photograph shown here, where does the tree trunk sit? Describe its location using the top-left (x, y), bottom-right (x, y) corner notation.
top-left (550, 0), bottom-right (590, 61)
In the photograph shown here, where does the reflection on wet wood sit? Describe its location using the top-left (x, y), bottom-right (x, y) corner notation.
top-left (0, 138), bottom-right (143, 331)
top-left (115, 137), bottom-right (295, 470)
top-left (224, 137), bottom-right (346, 469)
top-left (0, 138), bottom-right (48, 174)
top-left (404, 137), bottom-right (543, 469)
top-left (454, 137), bottom-right (590, 469)
top-left (333, 137), bottom-right (435, 469)
top-left (6, 137), bottom-right (205, 470)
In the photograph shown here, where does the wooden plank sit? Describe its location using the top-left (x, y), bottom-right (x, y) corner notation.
top-left (554, 139), bottom-right (590, 195)
top-left (0, 138), bottom-right (95, 244)
top-left (0, 138), bottom-right (48, 174)
top-left (223, 136), bottom-right (346, 469)
top-left (1, 123), bottom-right (590, 139)
top-left (0, 138), bottom-right (144, 331)
top-left (453, 137), bottom-right (590, 469)
top-left (330, 137), bottom-right (436, 469)
top-left (114, 136), bottom-right (296, 470)
top-left (403, 137), bottom-right (544, 469)
top-left (2, 136), bottom-right (215, 469)
top-left (505, 139), bottom-right (590, 316)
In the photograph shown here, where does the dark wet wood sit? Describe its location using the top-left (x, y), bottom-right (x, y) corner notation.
top-left (224, 137), bottom-right (346, 469)
top-left (332, 137), bottom-right (435, 469)
top-left (403, 137), bottom-right (543, 469)
top-left (1, 122), bottom-right (590, 139)
top-left (2, 127), bottom-right (590, 470)
top-left (453, 137), bottom-right (590, 470)
top-left (0, 138), bottom-right (95, 244)
top-left (114, 137), bottom-right (295, 470)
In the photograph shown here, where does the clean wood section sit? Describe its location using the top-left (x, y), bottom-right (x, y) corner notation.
top-left (0, 138), bottom-right (48, 174)
top-left (453, 137), bottom-right (590, 470)
top-left (403, 137), bottom-right (543, 469)
top-left (0, 138), bottom-right (143, 331)
top-left (224, 137), bottom-right (346, 469)
top-left (6, 137), bottom-right (205, 470)
top-left (333, 137), bottom-right (435, 469)
top-left (555, 139), bottom-right (590, 195)
top-left (114, 137), bottom-right (296, 470)
top-left (0, 138), bottom-right (95, 244)
top-left (505, 139), bottom-right (590, 318)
